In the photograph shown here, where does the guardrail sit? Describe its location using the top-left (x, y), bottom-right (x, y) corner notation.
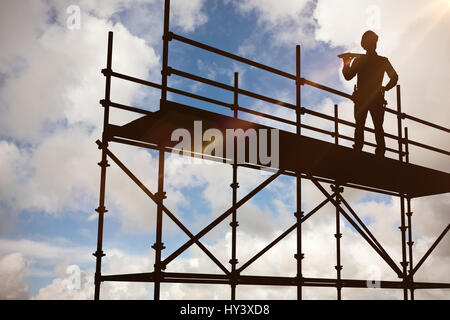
top-left (101, 31), bottom-right (450, 163)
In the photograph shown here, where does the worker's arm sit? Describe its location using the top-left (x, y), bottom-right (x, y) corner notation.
top-left (342, 57), bottom-right (359, 80)
top-left (383, 58), bottom-right (398, 91)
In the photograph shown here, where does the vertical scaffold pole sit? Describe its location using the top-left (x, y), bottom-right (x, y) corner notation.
top-left (334, 104), bottom-right (339, 146)
top-left (396, 84), bottom-right (408, 300)
top-left (333, 104), bottom-right (343, 300)
top-left (94, 31), bottom-right (113, 300)
top-left (295, 44), bottom-right (304, 300)
top-left (152, 0), bottom-right (170, 300)
top-left (161, 0), bottom-right (171, 106)
top-left (404, 127), bottom-right (415, 300)
top-left (153, 148), bottom-right (166, 300)
top-left (152, 147), bottom-right (166, 300)
top-left (230, 72), bottom-right (240, 300)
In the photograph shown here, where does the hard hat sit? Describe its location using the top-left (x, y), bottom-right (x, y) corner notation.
top-left (361, 30), bottom-right (378, 50)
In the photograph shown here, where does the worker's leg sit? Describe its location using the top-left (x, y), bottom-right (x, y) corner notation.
top-left (354, 103), bottom-right (369, 151)
top-left (370, 105), bottom-right (386, 156)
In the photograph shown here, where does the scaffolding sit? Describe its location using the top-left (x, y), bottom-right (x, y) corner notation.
top-left (93, 0), bottom-right (450, 300)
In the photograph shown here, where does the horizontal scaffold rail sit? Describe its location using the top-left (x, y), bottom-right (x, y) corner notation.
top-left (103, 64), bottom-right (450, 157)
top-left (169, 32), bottom-right (450, 134)
top-left (99, 272), bottom-right (450, 290)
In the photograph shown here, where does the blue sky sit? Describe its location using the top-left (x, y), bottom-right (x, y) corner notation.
top-left (0, 0), bottom-right (449, 300)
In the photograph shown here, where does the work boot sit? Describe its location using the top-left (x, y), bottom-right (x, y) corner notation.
top-left (375, 147), bottom-right (385, 158)
top-left (353, 143), bottom-right (363, 152)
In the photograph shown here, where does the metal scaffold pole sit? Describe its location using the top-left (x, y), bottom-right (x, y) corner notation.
top-left (295, 44), bottom-right (304, 300)
top-left (161, 0), bottom-right (171, 106)
top-left (152, 0), bottom-right (171, 300)
top-left (230, 72), bottom-right (240, 300)
top-left (396, 85), bottom-right (409, 300)
top-left (94, 30), bottom-right (113, 300)
top-left (153, 148), bottom-right (166, 300)
top-left (404, 127), bottom-right (415, 300)
top-left (333, 104), bottom-right (343, 300)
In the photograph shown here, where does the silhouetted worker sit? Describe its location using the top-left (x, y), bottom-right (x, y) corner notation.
top-left (341, 30), bottom-right (398, 157)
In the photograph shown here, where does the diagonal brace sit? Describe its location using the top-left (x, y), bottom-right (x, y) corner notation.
top-left (411, 224), bottom-right (450, 276)
top-left (309, 174), bottom-right (403, 277)
top-left (162, 172), bottom-right (282, 268)
top-left (101, 143), bottom-right (230, 275)
top-left (338, 194), bottom-right (400, 272)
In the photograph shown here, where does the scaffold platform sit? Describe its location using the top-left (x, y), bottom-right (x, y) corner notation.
top-left (108, 100), bottom-right (450, 198)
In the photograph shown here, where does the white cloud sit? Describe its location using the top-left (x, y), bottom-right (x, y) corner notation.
top-left (0, 238), bottom-right (152, 299)
top-left (172, 0), bottom-right (208, 32)
top-left (0, 2), bottom-right (160, 141)
top-left (227, 0), bottom-right (317, 46)
top-left (33, 249), bottom-right (153, 300)
top-left (0, 238), bottom-right (91, 264)
top-left (0, 0), bottom-right (164, 230)
top-left (0, 253), bottom-right (30, 299)
top-left (0, 0), bottom-right (207, 232)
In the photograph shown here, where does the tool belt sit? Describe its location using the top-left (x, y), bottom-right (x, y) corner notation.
top-left (352, 86), bottom-right (387, 107)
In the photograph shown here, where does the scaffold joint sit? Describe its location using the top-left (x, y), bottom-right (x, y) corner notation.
top-left (93, 250), bottom-right (106, 258)
top-left (99, 99), bottom-right (110, 107)
top-left (162, 32), bottom-right (174, 42)
top-left (296, 77), bottom-right (305, 86)
top-left (165, 66), bottom-right (173, 76)
top-left (229, 221), bottom-right (239, 228)
top-left (294, 211), bottom-right (304, 218)
top-left (101, 68), bottom-right (112, 77)
top-left (331, 185), bottom-right (344, 193)
top-left (97, 159), bottom-right (110, 168)
top-left (153, 262), bottom-right (166, 273)
top-left (154, 191), bottom-right (167, 203)
top-left (230, 182), bottom-right (240, 189)
top-left (96, 140), bottom-right (108, 150)
top-left (152, 242), bottom-right (166, 251)
top-left (230, 104), bottom-right (239, 112)
top-left (229, 271), bottom-right (240, 286)
top-left (94, 272), bottom-right (102, 285)
top-left (95, 206), bottom-right (108, 214)
top-left (294, 253), bottom-right (305, 260)
top-left (400, 261), bottom-right (409, 268)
